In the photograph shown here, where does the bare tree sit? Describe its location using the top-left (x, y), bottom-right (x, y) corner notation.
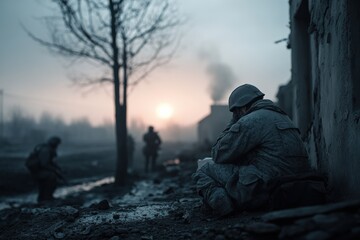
top-left (23, 0), bottom-right (182, 185)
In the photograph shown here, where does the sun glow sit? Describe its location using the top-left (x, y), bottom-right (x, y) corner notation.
top-left (156, 103), bottom-right (174, 119)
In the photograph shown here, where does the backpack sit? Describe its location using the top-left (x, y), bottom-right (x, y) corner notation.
top-left (25, 144), bottom-right (43, 173)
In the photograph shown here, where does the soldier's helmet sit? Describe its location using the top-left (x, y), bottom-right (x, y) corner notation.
top-left (47, 136), bottom-right (61, 147)
top-left (228, 84), bottom-right (265, 112)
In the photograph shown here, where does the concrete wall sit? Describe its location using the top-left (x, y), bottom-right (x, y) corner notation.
top-left (287, 0), bottom-right (360, 199)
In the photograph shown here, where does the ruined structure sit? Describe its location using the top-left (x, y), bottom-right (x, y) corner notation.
top-left (281, 0), bottom-right (360, 199)
top-left (198, 105), bottom-right (231, 147)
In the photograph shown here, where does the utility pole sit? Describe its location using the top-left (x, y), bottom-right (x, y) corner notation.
top-left (0, 89), bottom-right (3, 141)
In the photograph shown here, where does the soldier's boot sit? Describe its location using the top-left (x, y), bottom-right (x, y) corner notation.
top-left (205, 186), bottom-right (234, 216)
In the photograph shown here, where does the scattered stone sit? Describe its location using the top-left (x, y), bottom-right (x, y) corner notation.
top-left (141, 235), bottom-right (153, 240)
top-left (109, 236), bottom-right (120, 240)
top-left (224, 228), bottom-right (242, 238)
top-left (205, 231), bottom-right (216, 238)
top-left (163, 187), bottom-right (175, 195)
top-left (312, 214), bottom-right (338, 225)
top-left (325, 215), bottom-right (357, 235)
top-left (239, 232), bottom-right (252, 240)
top-left (182, 210), bottom-right (192, 224)
top-left (115, 227), bottom-right (129, 234)
top-left (91, 199), bottom-right (111, 210)
top-left (294, 217), bottom-right (313, 226)
top-left (262, 200), bottom-right (360, 223)
top-left (80, 226), bottom-right (92, 235)
top-left (304, 230), bottom-right (331, 240)
top-left (0, 209), bottom-right (21, 221)
top-left (131, 228), bottom-right (140, 233)
top-left (61, 206), bottom-right (79, 216)
top-left (192, 227), bottom-right (203, 234)
top-left (54, 231), bottom-right (66, 239)
top-left (279, 224), bottom-right (311, 239)
top-left (232, 223), bottom-right (243, 229)
top-left (244, 222), bottom-right (280, 234)
top-left (214, 234), bottom-right (226, 240)
top-left (153, 178), bottom-right (162, 184)
top-left (181, 232), bottom-right (192, 239)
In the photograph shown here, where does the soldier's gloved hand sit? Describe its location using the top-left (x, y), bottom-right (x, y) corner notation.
top-left (197, 157), bottom-right (214, 171)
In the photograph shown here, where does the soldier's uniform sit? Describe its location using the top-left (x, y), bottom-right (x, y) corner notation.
top-left (193, 85), bottom-right (312, 216)
top-left (143, 127), bottom-right (162, 172)
top-left (30, 137), bottom-right (63, 203)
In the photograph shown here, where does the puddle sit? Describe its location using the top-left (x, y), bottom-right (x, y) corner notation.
top-left (0, 175), bottom-right (190, 223)
top-left (114, 178), bottom-right (180, 206)
top-left (78, 179), bottom-right (180, 223)
top-left (55, 177), bottom-right (114, 198)
top-left (0, 176), bottom-right (114, 210)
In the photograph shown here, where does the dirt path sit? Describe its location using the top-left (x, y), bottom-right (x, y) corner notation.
top-left (1, 162), bottom-right (360, 240)
top-left (0, 162), bottom-right (261, 239)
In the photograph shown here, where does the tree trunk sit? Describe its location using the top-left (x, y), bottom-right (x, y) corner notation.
top-left (118, 105), bottom-right (127, 185)
top-left (117, 33), bottom-right (129, 185)
top-left (110, 0), bottom-right (126, 186)
top-left (114, 73), bottom-right (124, 186)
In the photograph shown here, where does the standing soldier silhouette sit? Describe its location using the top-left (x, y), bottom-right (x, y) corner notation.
top-left (143, 126), bottom-right (162, 173)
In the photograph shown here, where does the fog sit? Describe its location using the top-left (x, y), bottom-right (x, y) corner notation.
top-left (1, 107), bottom-right (197, 146)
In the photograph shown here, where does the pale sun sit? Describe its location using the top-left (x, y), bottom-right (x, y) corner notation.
top-left (156, 103), bottom-right (174, 119)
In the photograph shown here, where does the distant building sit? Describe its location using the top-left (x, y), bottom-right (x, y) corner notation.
top-left (198, 105), bottom-right (232, 147)
top-left (278, 0), bottom-right (360, 199)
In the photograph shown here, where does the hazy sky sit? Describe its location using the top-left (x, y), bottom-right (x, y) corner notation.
top-left (0, 0), bottom-right (290, 129)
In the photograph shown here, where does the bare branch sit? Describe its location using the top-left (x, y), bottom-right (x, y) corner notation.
top-left (22, 22), bottom-right (112, 66)
top-left (25, 0), bottom-right (182, 91)
top-left (56, 1), bottom-right (113, 59)
top-left (128, 43), bottom-right (177, 89)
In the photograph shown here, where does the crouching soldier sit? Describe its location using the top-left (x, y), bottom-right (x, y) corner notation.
top-left (193, 84), bottom-right (326, 216)
top-left (26, 136), bottom-right (67, 203)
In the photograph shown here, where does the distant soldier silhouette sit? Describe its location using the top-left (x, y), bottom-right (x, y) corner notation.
top-left (25, 136), bottom-right (67, 203)
top-left (143, 126), bottom-right (162, 172)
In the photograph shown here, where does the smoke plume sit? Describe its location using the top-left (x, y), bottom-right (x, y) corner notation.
top-left (198, 48), bottom-right (237, 103)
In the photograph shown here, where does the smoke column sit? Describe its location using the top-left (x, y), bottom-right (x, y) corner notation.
top-left (198, 48), bottom-right (237, 103)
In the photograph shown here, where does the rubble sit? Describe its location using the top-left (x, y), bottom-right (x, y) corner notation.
top-left (1, 162), bottom-right (360, 239)
top-left (262, 199), bottom-right (360, 222)
top-left (90, 199), bottom-right (111, 210)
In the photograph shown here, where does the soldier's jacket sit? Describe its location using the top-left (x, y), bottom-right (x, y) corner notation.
top-left (143, 132), bottom-right (161, 155)
top-left (193, 99), bottom-right (312, 214)
top-left (212, 99), bottom-right (310, 181)
top-left (35, 144), bottom-right (62, 178)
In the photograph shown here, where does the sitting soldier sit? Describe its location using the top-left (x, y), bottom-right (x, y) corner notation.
top-left (193, 84), bottom-right (324, 216)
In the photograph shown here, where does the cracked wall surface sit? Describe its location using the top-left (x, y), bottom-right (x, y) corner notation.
top-left (282, 0), bottom-right (360, 199)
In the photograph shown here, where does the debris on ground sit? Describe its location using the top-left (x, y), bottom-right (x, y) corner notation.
top-left (1, 161), bottom-right (360, 240)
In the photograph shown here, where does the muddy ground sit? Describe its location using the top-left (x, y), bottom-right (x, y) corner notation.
top-left (1, 144), bottom-right (360, 239)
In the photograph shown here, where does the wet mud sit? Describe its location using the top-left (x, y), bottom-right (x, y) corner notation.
top-left (1, 158), bottom-right (360, 239)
